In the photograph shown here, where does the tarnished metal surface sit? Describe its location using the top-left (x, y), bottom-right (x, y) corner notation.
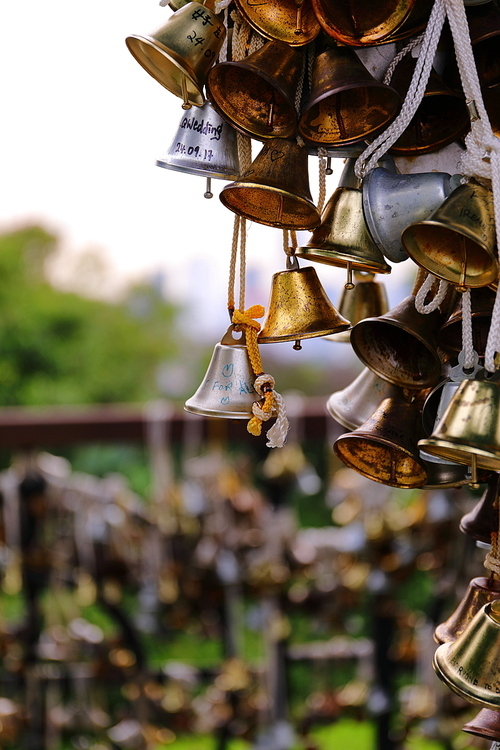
top-left (434, 577), bottom-right (500, 645)
top-left (463, 708), bottom-right (500, 741)
top-left (310, 0), bottom-right (415, 46)
top-left (234, 0), bottom-right (320, 46)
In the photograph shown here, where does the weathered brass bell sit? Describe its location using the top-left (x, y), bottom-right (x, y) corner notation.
top-left (382, 0), bottom-right (433, 42)
top-left (326, 273), bottom-right (389, 343)
top-left (206, 40), bottom-right (302, 140)
top-left (234, 0), bottom-right (320, 46)
top-left (434, 600), bottom-right (500, 708)
top-left (126, 1), bottom-right (225, 109)
top-left (463, 707), bottom-right (500, 741)
top-left (419, 378), bottom-right (500, 472)
top-left (389, 57), bottom-right (469, 155)
top-left (220, 138), bottom-right (320, 229)
top-left (310, 0), bottom-right (415, 46)
top-left (333, 395), bottom-right (428, 488)
top-left (421, 459), bottom-right (477, 489)
top-left (350, 295), bottom-right (447, 389)
top-left (298, 43), bottom-right (401, 146)
top-left (467, 1), bottom-right (500, 89)
top-left (438, 287), bottom-right (495, 356)
top-left (434, 577), bottom-right (500, 645)
top-left (258, 256), bottom-right (350, 346)
top-left (326, 368), bottom-right (400, 431)
top-left (460, 473), bottom-right (499, 543)
top-left (184, 326), bottom-right (256, 418)
top-left (362, 167), bottom-right (461, 263)
top-left (402, 182), bottom-right (498, 289)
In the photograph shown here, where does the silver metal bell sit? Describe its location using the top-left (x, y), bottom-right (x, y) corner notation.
top-left (326, 368), bottom-right (400, 431)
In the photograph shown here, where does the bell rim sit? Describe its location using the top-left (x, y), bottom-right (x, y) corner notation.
top-left (220, 183), bottom-right (321, 230)
top-left (126, 34), bottom-right (205, 106)
top-left (433, 641), bottom-right (500, 710)
top-left (419, 438), bottom-right (500, 472)
top-left (326, 394), bottom-right (361, 432)
top-left (156, 158), bottom-right (239, 181)
top-left (296, 246), bottom-right (391, 274)
top-left (310, 0), bottom-right (416, 46)
top-left (184, 404), bottom-right (253, 419)
top-left (234, 0), bottom-right (321, 47)
top-left (324, 330), bottom-right (352, 343)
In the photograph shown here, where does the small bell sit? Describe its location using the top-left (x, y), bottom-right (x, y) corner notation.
top-left (326, 273), bottom-right (389, 343)
top-left (460, 473), bottom-right (499, 543)
top-left (326, 368), bottom-right (400, 431)
top-left (463, 707), bottom-right (500, 742)
top-left (434, 576), bottom-right (500, 644)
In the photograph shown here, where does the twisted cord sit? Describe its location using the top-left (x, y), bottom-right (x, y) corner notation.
top-left (383, 33), bottom-right (426, 85)
top-left (239, 218), bottom-right (247, 311)
top-left (227, 215), bottom-right (241, 312)
top-left (317, 147), bottom-right (327, 214)
top-left (414, 273), bottom-right (449, 314)
top-left (237, 132), bottom-right (252, 172)
top-left (248, 29), bottom-right (266, 55)
top-left (461, 289), bottom-right (475, 371)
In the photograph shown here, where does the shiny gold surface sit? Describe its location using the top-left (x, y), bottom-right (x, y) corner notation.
top-left (206, 40), bottom-right (302, 140)
top-left (434, 577), bottom-right (500, 645)
top-left (402, 182), bottom-right (498, 288)
top-left (299, 45), bottom-right (401, 146)
top-left (234, 0), bottom-right (320, 46)
top-left (326, 274), bottom-right (389, 343)
top-left (220, 139), bottom-right (320, 229)
top-left (310, 0), bottom-right (415, 46)
top-left (258, 266), bottom-right (350, 343)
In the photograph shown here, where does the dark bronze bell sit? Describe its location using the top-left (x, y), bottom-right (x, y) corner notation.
top-left (434, 576), bottom-right (500, 644)
top-left (467, 1), bottom-right (500, 89)
top-left (438, 287), bottom-right (495, 356)
top-left (298, 43), bottom-right (401, 147)
top-left (334, 394), bottom-right (428, 489)
top-left (310, 0), bottom-right (416, 46)
top-left (206, 40), bottom-right (302, 140)
top-left (326, 273), bottom-right (389, 343)
top-left (460, 473), bottom-right (499, 544)
top-left (234, 0), bottom-right (320, 46)
top-left (463, 707), bottom-right (500, 741)
top-left (220, 138), bottom-right (320, 229)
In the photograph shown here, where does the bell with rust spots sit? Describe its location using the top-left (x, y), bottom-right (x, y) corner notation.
top-left (326, 273), bottom-right (389, 343)
top-left (333, 395), bottom-right (427, 489)
top-left (126, 1), bottom-right (225, 109)
top-left (156, 101), bottom-right (240, 198)
top-left (438, 287), bottom-right (495, 357)
top-left (220, 139), bottom-right (320, 230)
top-left (234, 0), bottom-right (320, 47)
top-left (362, 167), bottom-right (461, 264)
top-left (297, 159), bottom-right (392, 278)
top-left (434, 600), bottom-right (500, 708)
top-left (388, 57), bottom-right (469, 155)
top-left (402, 181), bottom-right (498, 289)
top-left (298, 42), bottom-right (401, 147)
top-left (434, 577), bottom-right (500, 645)
top-left (460, 473), bottom-right (499, 544)
top-left (206, 40), bottom-right (302, 140)
top-left (310, 0), bottom-right (415, 46)
top-left (326, 368), bottom-right (400, 431)
top-left (258, 256), bottom-right (350, 348)
top-left (184, 326), bottom-right (256, 418)
top-left (463, 707), bottom-right (500, 742)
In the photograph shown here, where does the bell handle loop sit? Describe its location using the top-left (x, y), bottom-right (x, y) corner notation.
top-left (221, 324), bottom-right (247, 346)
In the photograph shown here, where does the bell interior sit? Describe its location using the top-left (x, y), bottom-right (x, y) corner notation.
top-left (334, 435), bottom-right (427, 489)
top-left (126, 38), bottom-right (203, 105)
top-left (317, 0), bottom-right (413, 43)
top-left (220, 185), bottom-right (318, 229)
top-left (391, 94), bottom-right (469, 154)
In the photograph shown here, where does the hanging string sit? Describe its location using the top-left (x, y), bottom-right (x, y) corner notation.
top-left (239, 218), bottom-right (247, 312)
top-left (414, 273), bottom-right (450, 314)
top-left (461, 288), bottom-right (475, 371)
top-left (383, 32), bottom-right (426, 85)
top-left (227, 215), bottom-right (241, 316)
top-left (248, 29), bottom-right (266, 55)
top-left (317, 147), bottom-right (328, 214)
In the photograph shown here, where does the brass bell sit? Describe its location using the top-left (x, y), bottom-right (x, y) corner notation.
top-left (206, 40), bottom-right (302, 140)
top-left (402, 181), bottom-right (498, 289)
top-left (234, 0), bottom-right (320, 46)
top-left (258, 255), bottom-right (350, 347)
top-left (383, 0), bottom-right (434, 42)
top-left (433, 600), bottom-right (500, 709)
top-left (326, 273), bottom-right (389, 343)
top-left (126, 1), bottom-right (226, 109)
top-left (350, 294), bottom-right (447, 390)
top-left (434, 576), bottom-right (500, 644)
top-left (309, 0), bottom-right (416, 46)
top-left (220, 138), bottom-right (320, 230)
top-left (334, 394), bottom-right (428, 488)
top-left (326, 367), bottom-right (400, 431)
top-left (388, 57), bottom-right (469, 155)
top-left (438, 286), bottom-right (495, 356)
top-left (156, 101), bottom-right (240, 198)
top-left (460, 473), bottom-right (499, 543)
top-left (298, 42), bottom-right (401, 147)
top-left (362, 167), bottom-right (461, 264)
top-left (463, 707), bottom-right (500, 741)
top-left (184, 325), bottom-right (256, 418)
top-left (296, 159), bottom-right (391, 277)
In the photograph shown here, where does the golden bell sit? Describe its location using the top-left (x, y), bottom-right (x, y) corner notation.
top-left (206, 40), bottom-right (302, 140)
top-left (326, 273), bottom-right (389, 343)
top-left (310, 0), bottom-right (415, 46)
top-left (220, 138), bottom-right (320, 229)
top-left (438, 287), bottom-right (495, 356)
top-left (298, 43), bottom-right (401, 147)
top-left (460, 473), bottom-right (499, 543)
top-left (126, 2), bottom-right (226, 109)
top-left (434, 576), bottom-right (500, 645)
top-left (433, 600), bottom-right (500, 709)
top-left (258, 257), bottom-right (350, 346)
top-left (388, 57), bottom-right (469, 155)
top-left (234, 0), bottom-right (320, 46)
top-left (184, 325), bottom-right (256, 418)
top-left (463, 707), bottom-right (500, 741)
top-left (326, 367), bottom-right (400, 431)
top-left (334, 395), bottom-right (428, 488)
top-left (419, 377), bottom-right (500, 473)
top-left (350, 295), bottom-right (446, 389)
top-left (402, 182), bottom-right (498, 289)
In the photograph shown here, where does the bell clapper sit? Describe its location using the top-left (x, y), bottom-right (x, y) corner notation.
top-left (294, 0), bottom-right (304, 36)
top-left (293, 339), bottom-right (302, 350)
top-left (325, 157), bottom-right (333, 176)
top-left (204, 177), bottom-right (213, 199)
top-left (181, 76), bottom-right (191, 110)
top-left (469, 454), bottom-right (480, 490)
top-left (345, 263), bottom-right (354, 290)
top-left (457, 237), bottom-right (468, 292)
top-left (277, 193), bottom-right (284, 224)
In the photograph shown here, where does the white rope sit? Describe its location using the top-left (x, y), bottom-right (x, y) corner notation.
top-left (461, 289), bottom-right (475, 371)
top-left (317, 147), bottom-right (327, 214)
top-left (215, 0), bottom-right (232, 12)
top-left (354, 0), bottom-right (446, 179)
top-left (414, 273), bottom-right (450, 314)
top-left (383, 33), bottom-right (426, 85)
top-left (252, 375), bottom-right (289, 448)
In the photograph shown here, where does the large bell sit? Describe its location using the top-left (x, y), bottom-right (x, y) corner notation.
top-left (402, 181), bottom-right (498, 289)
top-left (419, 377), bottom-right (500, 472)
top-left (184, 326), bottom-right (257, 418)
top-left (126, 2), bottom-right (225, 109)
top-left (234, 0), bottom-right (320, 46)
top-left (362, 167), bottom-right (461, 263)
top-left (388, 57), bottom-right (469, 155)
top-left (258, 258), bottom-right (350, 346)
top-left (220, 138), bottom-right (320, 229)
top-left (326, 368), bottom-right (400, 431)
top-left (460, 473), bottom-right (499, 543)
top-left (326, 273), bottom-right (389, 343)
top-left (438, 286), bottom-right (495, 356)
top-left (334, 395), bottom-right (428, 488)
top-left (310, 0), bottom-right (415, 46)
top-left (434, 600), bottom-right (500, 708)
top-left (463, 707), bottom-right (500, 741)
top-left (206, 40), bottom-right (302, 140)
top-left (350, 294), bottom-right (447, 389)
top-left (434, 576), bottom-right (500, 645)
top-left (298, 43), bottom-right (401, 147)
